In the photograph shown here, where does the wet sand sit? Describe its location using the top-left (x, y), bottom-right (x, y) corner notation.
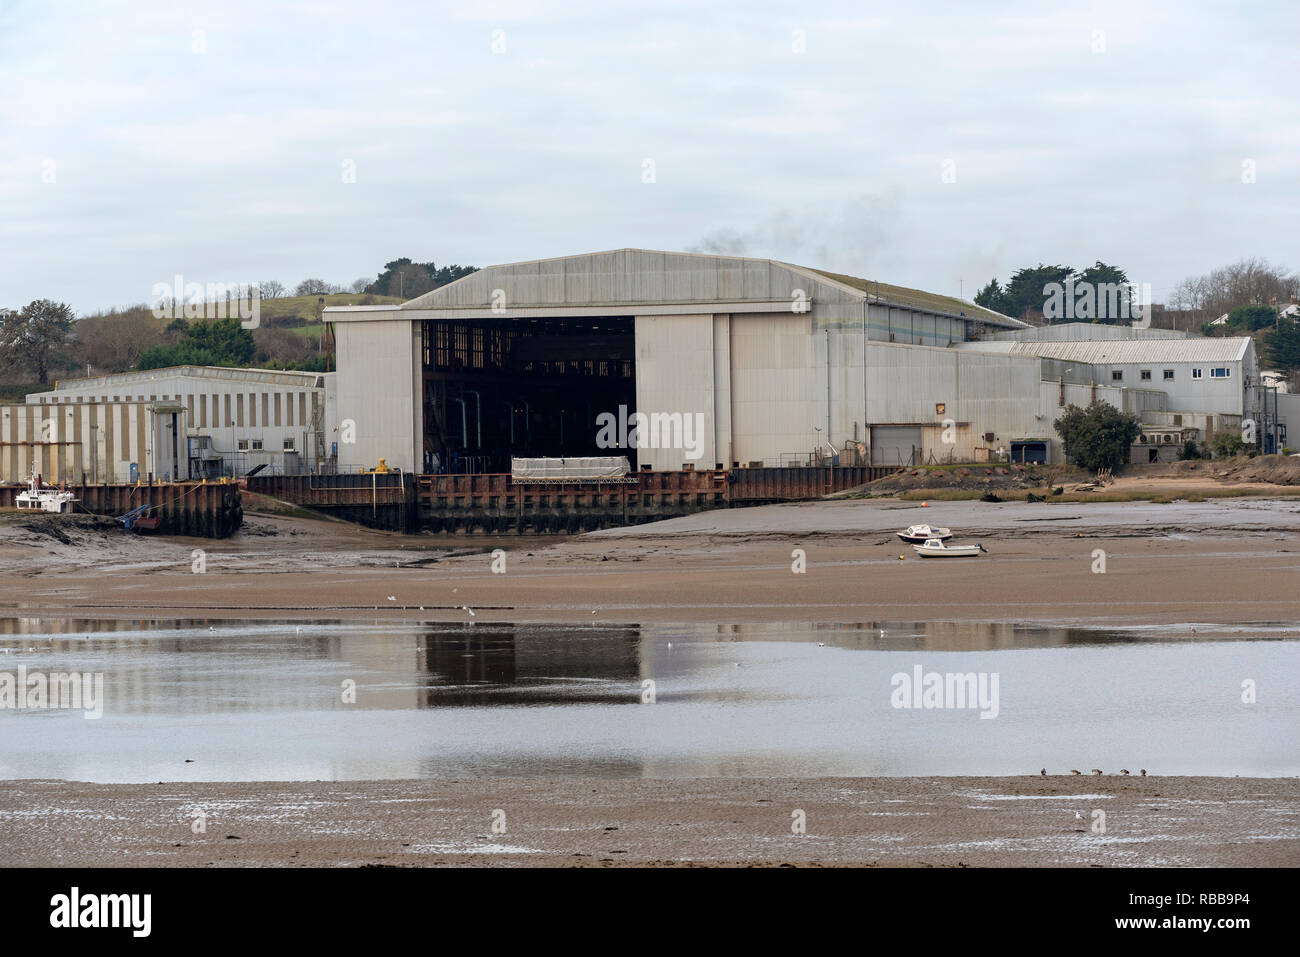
top-left (4, 495), bottom-right (1299, 868)
top-left (2, 775), bottom-right (1294, 867)
top-left (3, 497), bottom-right (1300, 626)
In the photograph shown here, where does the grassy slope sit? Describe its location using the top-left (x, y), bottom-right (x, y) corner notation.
top-left (261, 293), bottom-right (403, 341)
top-left (255, 292), bottom-right (402, 323)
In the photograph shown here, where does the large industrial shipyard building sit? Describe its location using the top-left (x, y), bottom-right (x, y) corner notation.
top-left (326, 249), bottom-right (1266, 474)
top-left (4, 250), bottom-right (1275, 490)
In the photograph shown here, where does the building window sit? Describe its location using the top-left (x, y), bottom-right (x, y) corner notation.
top-left (251, 439), bottom-right (263, 451)
top-left (237, 439), bottom-right (249, 451)
top-left (1111, 370), bottom-right (1123, 382)
top-left (283, 438), bottom-right (295, 451)
top-left (1191, 368), bottom-right (1203, 379)
top-left (1140, 369), bottom-right (1151, 381)
top-left (1163, 370), bottom-right (1174, 380)
top-left (1210, 367), bottom-right (1230, 378)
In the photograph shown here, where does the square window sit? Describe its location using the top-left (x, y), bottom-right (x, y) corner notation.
top-left (237, 439), bottom-right (249, 451)
top-left (1191, 368), bottom-right (1203, 379)
top-left (251, 439), bottom-right (263, 451)
top-left (1140, 370), bottom-right (1151, 380)
top-left (1163, 370), bottom-right (1174, 380)
top-left (1111, 370), bottom-right (1123, 382)
top-left (283, 438), bottom-right (295, 451)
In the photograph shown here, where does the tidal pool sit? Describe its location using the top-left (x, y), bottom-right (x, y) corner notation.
top-left (0, 618), bottom-right (1295, 781)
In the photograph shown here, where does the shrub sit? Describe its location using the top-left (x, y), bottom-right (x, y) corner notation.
top-left (1053, 403), bottom-right (1142, 471)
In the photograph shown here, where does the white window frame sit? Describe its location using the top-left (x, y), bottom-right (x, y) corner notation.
top-left (1210, 367), bottom-right (1231, 378)
top-left (1191, 368), bottom-right (1203, 380)
top-left (250, 439), bottom-right (264, 451)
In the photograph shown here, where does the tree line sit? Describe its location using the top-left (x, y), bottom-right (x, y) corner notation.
top-left (0, 257), bottom-right (479, 389)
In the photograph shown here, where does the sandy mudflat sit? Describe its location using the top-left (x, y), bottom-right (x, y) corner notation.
top-left (1, 776), bottom-right (1295, 868)
top-left (3, 494), bottom-right (1299, 868)
top-left (2, 496), bottom-right (1300, 626)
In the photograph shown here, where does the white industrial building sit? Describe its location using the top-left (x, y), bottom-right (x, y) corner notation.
top-left (323, 250), bottom-right (1263, 472)
top-left (1, 399), bottom-right (159, 485)
top-left (20, 365), bottom-right (336, 482)
top-left (955, 336), bottom-right (1257, 416)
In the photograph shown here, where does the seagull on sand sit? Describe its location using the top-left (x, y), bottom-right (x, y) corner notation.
top-left (463, 606), bottom-right (476, 617)
top-left (1070, 769), bottom-right (1081, 775)
top-left (387, 596), bottom-right (396, 601)
top-left (1091, 769), bottom-right (1103, 775)
top-left (1120, 769), bottom-right (1130, 775)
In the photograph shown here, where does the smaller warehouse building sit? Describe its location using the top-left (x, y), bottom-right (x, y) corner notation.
top-left (1, 399), bottom-right (160, 485)
top-left (955, 336), bottom-right (1258, 418)
top-left (18, 365), bottom-right (337, 482)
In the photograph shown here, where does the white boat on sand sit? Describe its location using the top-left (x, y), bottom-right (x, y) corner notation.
top-left (911, 538), bottom-right (986, 558)
top-left (897, 524), bottom-right (952, 544)
top-left (14, 465), bottom-right (78, 514)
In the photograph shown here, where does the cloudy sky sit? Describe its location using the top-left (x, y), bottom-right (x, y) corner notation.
top-left (2, 0), bottom-right (1296, 314)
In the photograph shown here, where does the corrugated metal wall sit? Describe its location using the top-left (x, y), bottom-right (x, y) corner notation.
top-left (1, 402), bottom-right (152, 484)
top-left (332, 320), bottom-right (422, 473)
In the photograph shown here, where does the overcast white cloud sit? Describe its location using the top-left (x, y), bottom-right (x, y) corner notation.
top-left (1, 0), bottom-right (1296, 313)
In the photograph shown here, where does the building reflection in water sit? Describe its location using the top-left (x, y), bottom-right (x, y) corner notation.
top-left (416, 623), bottom-right (641, 707)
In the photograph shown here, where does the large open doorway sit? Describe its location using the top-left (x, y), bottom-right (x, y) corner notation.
top-left (421, 316), bottom-right (636, 473)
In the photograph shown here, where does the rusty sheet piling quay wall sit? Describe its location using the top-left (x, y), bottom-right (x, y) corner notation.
top-left (245, 472), bottom-right (416, 532)
top-left (248, 467), bottom-right (887, 534)
top-left (0, 481), bottom-right (242, 538)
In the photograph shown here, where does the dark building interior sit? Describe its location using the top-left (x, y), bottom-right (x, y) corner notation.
top-left (420, 317), bottom-right (636, 473)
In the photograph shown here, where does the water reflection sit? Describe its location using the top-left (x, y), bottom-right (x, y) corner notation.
top-left (1, 617), bottom-right (1297, 781)
top-left (416, 625), bottom-right (641, 707)
top-left (0, 618), bottom-right (1293, 717)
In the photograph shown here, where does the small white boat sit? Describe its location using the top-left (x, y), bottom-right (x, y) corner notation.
top-left (911, 538), bottom-right (986, 558)
top-left (897, 523), bottom-right (952, 544)
top-left (14, 464), bottom-right (77, 514)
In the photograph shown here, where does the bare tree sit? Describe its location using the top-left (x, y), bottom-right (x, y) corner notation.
top-left (71, 305), bottom-right (169, 374)
top-left (253, 326), bottom-right (316, 365)
top-left (294, 279), bottom-right (332, 296)
top-left (259, 280), bottom-right (287, 299)
top-left (350, 277), bottom-right (369, 294)
top-left (1170, 258), bottom-right (1298, 323)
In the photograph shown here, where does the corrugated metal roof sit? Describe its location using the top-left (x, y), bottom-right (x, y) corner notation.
top-left (805, 268), bottom-right (1025, 327)
top-left (397, 248), bottom-right (1028, 329)
top-left (42, 365), bottom-right (324, 392)
top-left (983, 322), bottom-right (1189, 342)
top-left (975, 338), bottom-right (1251, 363)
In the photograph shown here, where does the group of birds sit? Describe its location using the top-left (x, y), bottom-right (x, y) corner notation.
top-left (1042, 768), bottom-right (1145, 776)
top-left (383, 592), bottom-right (597, 619)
